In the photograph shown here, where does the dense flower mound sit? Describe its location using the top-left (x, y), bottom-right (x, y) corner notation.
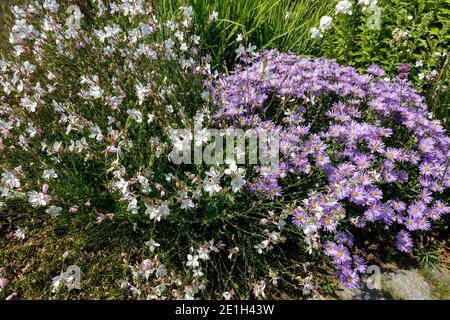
top-left (212, 49), bottom-right (450, 287)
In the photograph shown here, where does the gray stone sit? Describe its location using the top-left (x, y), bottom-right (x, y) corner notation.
top-left (334, 282), bottom-right (387, 300)
top-left (383, 269), bottom-right (432, 300)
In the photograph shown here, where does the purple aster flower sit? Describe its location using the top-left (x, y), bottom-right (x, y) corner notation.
top-left (395, 230), bottom-right (413, 253)
top-left (292, 207), bottom-right (308, 227)
top-left (391, 200), bottom-right (406, 212)
top-left (334, 231), bottom-right (354, 247)
top-left (352, 255), bottom-right (367, 274)
top-left (418, 138), bottom-right (435, 154)
top-left (367, 64), bottom-right (386, 77)
top-left (433, 200), bottom-right (450, 215)
top-left (349, 186), bottom-right (367, 205)
top-left (367, 187), bottom-right (383, 204)
top-left (404, 216), bottom-right (420, 231)
top-left (324, 241), bottom-right (337, 256)
top-left (419, 163), bottom-right (433, 176)
top-left (407, 202), bottom-right (425, 219)
top-left (338, 268), bottom-right (360, 290)
top-left (322, 215), bottom-right (338, 232)
top-left (332, 244), bottom-right (352, 265)
top-left (416, 218), bottom-right (431, 231)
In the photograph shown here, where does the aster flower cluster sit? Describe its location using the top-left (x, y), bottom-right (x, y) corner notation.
top-left (324, 233), bottom-right (367, 289)
top-left (211, 49), bottom-right (450, 287)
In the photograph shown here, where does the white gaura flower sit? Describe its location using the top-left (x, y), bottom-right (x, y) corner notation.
top-left (112, 178), bottom-right (128, 195)
top-left (203, 178), bottom-right (222, 195)
top-left (231, 174), bottom-right (246, 193)
top-left (126, 196), bottom-right (139, 214)
top-left (145, 239), bottom-right (160, 252)
top-left (253, 280), bottom-right (266, 298)
top-left (135, 82), bottom-right (149, 105)
top-left (46, 205), bottom-right (62, 216)
top-left (254, 243), bottom-right (264, 254)
top-left (13, 228), bottom-right (25, 240)
top-left (222, 291), bottom-right (233, 300)
top-left (145, 202), bottom-right (170, 221)
top-left (88, 84), bottom-right (103, 99)
top-left (180, 42), bottom-right (188, 51)
top-left (20, 96), bottom-right (37, 112)
top-left (180, 196), bottom-right (195, 210)
top-left (186, 254), bottom-right (199, 268)
top-left (191, 35), bottom-right (200, 45)
top-left (209, 11), bottom-right (219, 22)
top-left (224, 160), bottom-right (246, 192)
top-left (155, 264), bottom-right (167, 277)
top-left (193, 267), bottom-right (204, 278)
top-left (235, 44), bottom-right (245, 58)
top-left (51, 274), bottom-right (64, 293)
top-left (25, 125), bottom-right (38, 138)
top-left (197, 246), bottom-right (210, 260)
top-left (127, 109), bottom-right (143, 123)
top-left (89, 125), bottom-right (104, 141)
top-left (43, 0), bottom-right (60, 12)
top-left (27, 190), bottom-right (50, 207)
top-left (42, 169), bottom-right (58, 180)
top-left (200, 91), bottom-right (210, 101)
top-left (194, 128), bottom-right (211, 147)
top-left (179, 6), bottom-right (193, 18)
top-left (224, 159), bottom-right (238, 175)
top-left (22, 61), bottom-right (36, 73)
top-left (1, 171), bottom-right (20, 188)
top-left (205, 167), bottom-right (222, 179)
top-left (158, 202), bottom-right (170, 220)
top-left (319, 16), bottom-right (333, 32)
top-left (52, 141), bottom-right (63, 153)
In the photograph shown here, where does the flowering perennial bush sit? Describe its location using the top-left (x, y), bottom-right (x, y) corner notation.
top-left (211, 49), bottom-right (450, 287)
top-left (0, 0), bottom-right (222, 299)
